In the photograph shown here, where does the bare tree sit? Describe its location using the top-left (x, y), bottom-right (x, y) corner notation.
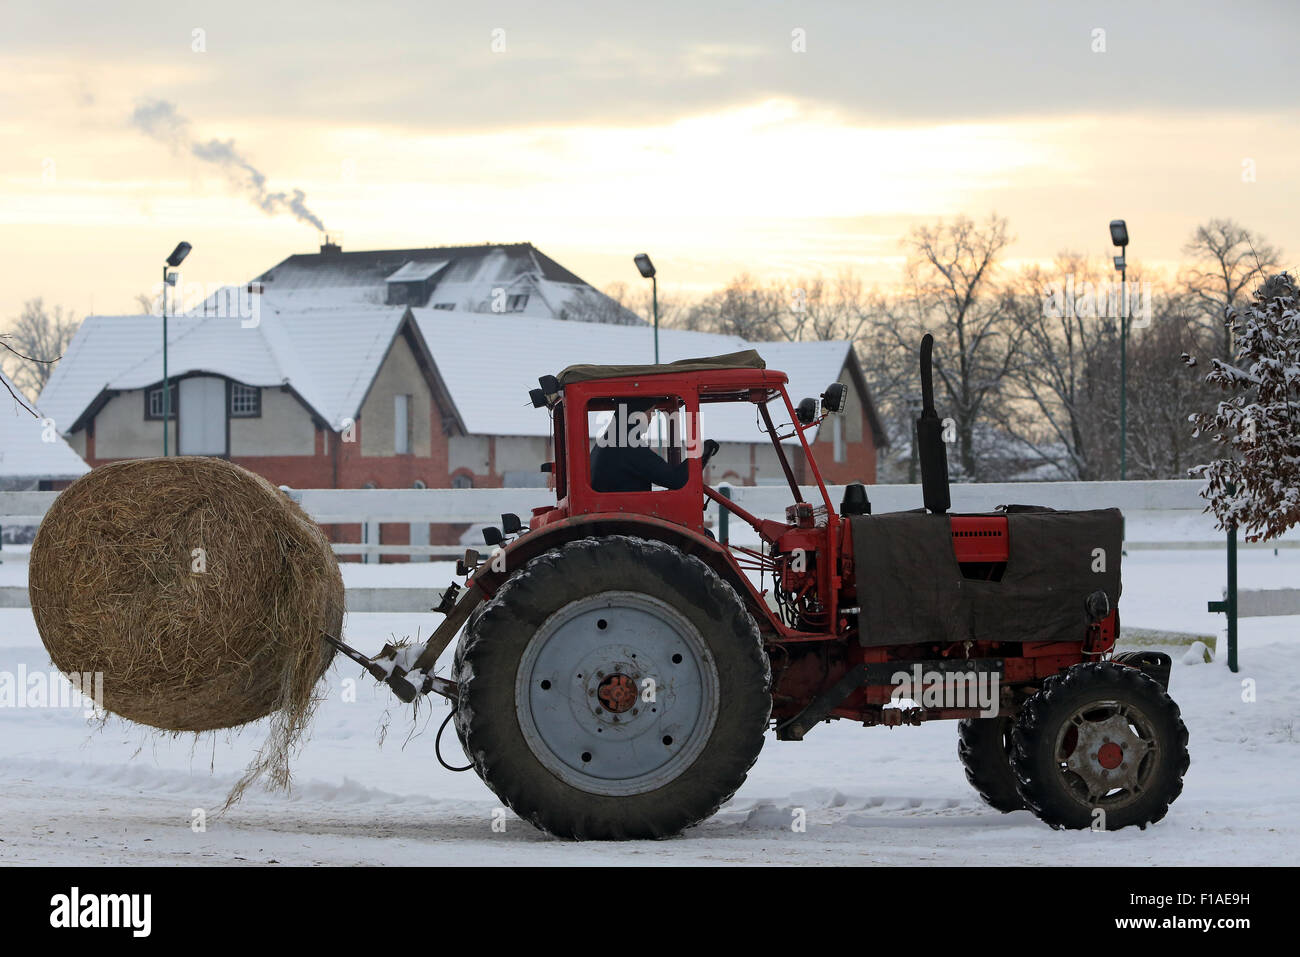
top-left (997, 254), bottom-right (1122, 480)
top-left (1, 299), bottom-right (80, 399)
top-left (896, 215), bottom-right (1019, 481)
top-left (675, 273), bottom-right (788, 340)
top-left (1181, 218), bottom-right (1280, 359)
top-left (771, 273), bottom-right (883, 343)
top-left (1125, 293), bottom-right (1216, 480)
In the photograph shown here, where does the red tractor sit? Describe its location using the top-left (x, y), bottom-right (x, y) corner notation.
top-left (385, 335), bottom-right (1189, 840)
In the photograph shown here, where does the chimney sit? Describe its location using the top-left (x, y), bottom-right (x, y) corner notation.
top-left (320, 234), bottom-right (342, 255)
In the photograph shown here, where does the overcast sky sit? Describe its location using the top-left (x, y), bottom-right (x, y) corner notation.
top-left (1, 0), bottom-right (1296, 320)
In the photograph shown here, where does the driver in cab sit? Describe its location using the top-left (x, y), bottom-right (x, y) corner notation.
top-left (590, 398), bottom-right (719, 493)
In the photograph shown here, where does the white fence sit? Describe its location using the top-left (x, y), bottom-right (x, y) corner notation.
top-left (3, 480), bottom-right (1296, 615)
top-left (0, 479), bottom-right (1220, 530)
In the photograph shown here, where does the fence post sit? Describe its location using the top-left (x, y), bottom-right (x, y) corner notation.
top-left (1226, 521), bottom-right (1238, 673)
top-left (1207, 496), bottom-right (1240, 673)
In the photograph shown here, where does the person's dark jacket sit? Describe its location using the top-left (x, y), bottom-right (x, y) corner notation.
top-left (590, 444), bottom-right (689, 493)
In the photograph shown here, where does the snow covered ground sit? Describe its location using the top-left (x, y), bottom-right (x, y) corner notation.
top-left (1, 536), bottom-right (1296, 866)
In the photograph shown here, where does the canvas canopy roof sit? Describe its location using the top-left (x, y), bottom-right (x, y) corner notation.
top-left (556, 350), bottom-right (767, 385)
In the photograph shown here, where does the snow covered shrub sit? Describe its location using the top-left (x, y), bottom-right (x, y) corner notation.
top-left (1187, 273), bottom-right (1300, 541)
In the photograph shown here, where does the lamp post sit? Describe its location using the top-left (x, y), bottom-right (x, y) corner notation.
top-left (633, 253), bottom-right (658, 364)
top-left (1109, 220), bottom-right (1129, 480)
top-left (161, 241), bottom-right (191, 455)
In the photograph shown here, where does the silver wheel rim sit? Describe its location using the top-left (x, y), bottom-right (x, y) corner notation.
top-left (1054, 699), bottom-right (1161, 810)
top-left (515, 591), bottom-right (720, 796)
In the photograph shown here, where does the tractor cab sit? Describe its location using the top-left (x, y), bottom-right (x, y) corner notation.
top-left (527, 349), bottom-right (846, 542)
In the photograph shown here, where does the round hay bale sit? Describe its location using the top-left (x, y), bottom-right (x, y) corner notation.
top-left (28, 457), bottom-right (341, 737)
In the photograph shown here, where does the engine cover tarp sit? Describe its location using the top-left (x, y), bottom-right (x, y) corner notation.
top-left (851, 508), bottom-right (1123, 647)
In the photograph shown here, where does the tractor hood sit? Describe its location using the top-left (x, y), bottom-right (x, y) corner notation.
top-left (852, 506), bottom-right (1125, 647)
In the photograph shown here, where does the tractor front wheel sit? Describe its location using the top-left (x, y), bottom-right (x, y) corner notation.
top-left (453, 535), bottom-right (771, 840)
top-left (1010, 662), bottom-right (1189, 830)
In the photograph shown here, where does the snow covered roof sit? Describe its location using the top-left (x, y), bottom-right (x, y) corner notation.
top-left (38, 299), bottom-right (884, 451)
top-left (36, 315), bottom-right (165, 435)
top-left (39, 306), bottom-right (409, 432)
top-left (386, 260), bottom-right (450, 283)
top-left (254, 243), bottom-right (643, 324)
top-left (0, 369), bottom-right (90, 480)
top-left (410, 308), bottom-right (877, 444)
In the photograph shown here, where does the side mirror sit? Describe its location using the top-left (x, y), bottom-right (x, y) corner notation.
top-left (795, 397), bottom-right (818, 426)
top-left (821, 382), bottom-right (847, 415)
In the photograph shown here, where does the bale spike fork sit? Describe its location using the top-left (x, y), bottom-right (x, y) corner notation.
top-left (321, 585), bottom-right (485, 703)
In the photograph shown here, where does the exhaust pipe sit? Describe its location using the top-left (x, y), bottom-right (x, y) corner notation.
top-left (916, 334), bottom-right (951, 515)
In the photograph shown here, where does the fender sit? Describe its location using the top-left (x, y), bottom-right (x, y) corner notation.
top-left (471, 512), bottom-right (783, 636)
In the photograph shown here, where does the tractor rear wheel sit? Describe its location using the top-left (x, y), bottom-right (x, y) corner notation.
top-left (1010, 662), bottom-right (1189, 830)
top-left (957, 716), bottom-right (1025, 813)
top-left (453, 535), bottom-right (771, 840)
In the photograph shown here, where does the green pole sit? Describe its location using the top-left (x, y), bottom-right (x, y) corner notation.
top-left (1119, 264), bottom-right (1127, 480)
top-left (1207, 483), bottom-right (1240, 672)
top-left (1226, 518), bottom-right (1238, 673)
top-left (652, 275), bottom-right (659, 365)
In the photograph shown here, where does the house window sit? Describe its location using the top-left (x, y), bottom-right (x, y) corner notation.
top-left (394, 394), bottom-right (411, 454)
top-left (431, 302), bottom-right (455, 311)
top-left (230, 383), bottom-right (261, 417)
top-left (451, 473), bottom-right (473, 489)
top-left (833, 416), bottom-right (846, 463)
top-left (506, 294), bottom-right (529, 313)
top-left (145, 384), bottom-right (178, 420)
